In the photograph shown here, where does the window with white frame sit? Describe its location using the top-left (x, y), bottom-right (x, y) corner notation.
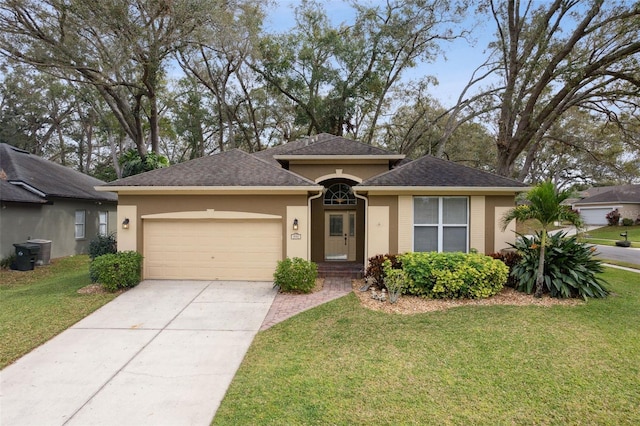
top-left (413, 197), bottom-right (468, 252)
top-left (75, 210), bottom-right (86, 239)
top-left (324, 183), bottom-right (356, 205)
top-left (98, 211), bottom-right (108, 236)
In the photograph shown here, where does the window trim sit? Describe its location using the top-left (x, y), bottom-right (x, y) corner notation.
top-left (413, 196), bottom-right (469, 253)
top-left (98, 211), bottom-right (108, 236)
top-left (75, 210), bottom-right (86, 240)
top-left (324, 183), bottom-right (356, 206)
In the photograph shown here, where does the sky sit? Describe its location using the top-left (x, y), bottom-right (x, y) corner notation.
top-left (263, 0), bottom-right (498, 107)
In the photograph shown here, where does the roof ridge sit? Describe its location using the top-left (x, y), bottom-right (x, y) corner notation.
top-left (281, 134), bottom-right (396, 156)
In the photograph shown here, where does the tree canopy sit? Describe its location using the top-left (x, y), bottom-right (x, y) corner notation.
top-left (0, 0), bottom-right (638, 185)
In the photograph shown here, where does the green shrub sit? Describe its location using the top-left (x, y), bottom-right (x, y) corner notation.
top-left (622, 218), bottom-right (633, 226)
top-left (399, 252), bottom-right (508, 299)
top-left (382, 259), bottom-right (410, 303)
top-left (89, 234), bottom-right (117, 259)
top-left (0, 253), bottom-right (16, 270)
top-left (365, 254), bottom-right (401, 289)
top-left (510, 231), bottom-right (608, 299)
top-left (90, 251), bottom-right (143, 292)
top-left (89, 234), bottom-right (118, 282)
top-left (488, 251), bottom-right (522, 288)
top-left (273, 257), bottom-right (317, 294)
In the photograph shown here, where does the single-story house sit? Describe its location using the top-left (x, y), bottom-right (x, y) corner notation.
top-left (573, 184), bottom-right (640, 225)
top-left (97, 134), bottom-right (528, 281)
top-left (0, 143), bottom-right (118, 261)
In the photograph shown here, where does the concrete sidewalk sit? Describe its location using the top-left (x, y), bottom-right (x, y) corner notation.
top-left (0, 280), bottom-right (276, 426)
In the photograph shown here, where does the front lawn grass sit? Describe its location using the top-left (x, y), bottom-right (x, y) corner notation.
top-left (580, 225), bottom-right (640, 248)
top-left (0, 256), bottom-right (117, 369)
top-left (214, 268), bottom-right (640, 425)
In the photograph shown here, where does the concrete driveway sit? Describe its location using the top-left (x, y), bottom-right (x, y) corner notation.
top-left (0, 280), bottom-right (277, 426)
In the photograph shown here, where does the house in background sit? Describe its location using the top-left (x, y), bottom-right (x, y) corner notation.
top-left (0, 143), bottom-right (117, 260)
top-left (572, 184), bottom-right (640, 225)
top-left (98, 134), bottom-right (527, 281)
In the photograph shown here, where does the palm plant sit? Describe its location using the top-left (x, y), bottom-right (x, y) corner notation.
top-left (501, 181), bottom-right (582, 298)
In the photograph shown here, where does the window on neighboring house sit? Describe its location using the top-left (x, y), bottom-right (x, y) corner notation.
top-left (99, 211), bottom-right (108, 236)
top-left (413, 197), bottom-right (468, 252)
top-left (75, 210), bottom-right (86, 239)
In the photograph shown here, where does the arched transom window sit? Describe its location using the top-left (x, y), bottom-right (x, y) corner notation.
top-left (324, 183), bottom-right (356, 205)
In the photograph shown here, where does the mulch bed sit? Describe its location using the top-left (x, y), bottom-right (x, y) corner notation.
top-left (351, 279), bottom-right (582, 314)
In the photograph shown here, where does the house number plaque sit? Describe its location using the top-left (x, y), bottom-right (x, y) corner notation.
top-left (291, 233), bottom-right (301, 240)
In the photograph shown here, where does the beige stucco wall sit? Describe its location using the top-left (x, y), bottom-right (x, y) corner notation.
top-left (117, 193), bottom-right (308, 259)
top-left (469, 196), bottom-right (486, 252)
top-left (286, 205), bottom-right (308, 259)
top-left (364, 193), bottom-right (517, 256)
top-left (485, 195), bottom-right (518, 253)
top-left (0, 199), bottom-right (117, 259)
top-left (397, 196), bottom-right (413, 253)
top-left (288, 163), bottom-right (391, 182)
top-left (367, 206), bottom-right (390, 258)
top-left (117, 205), bottom-right (138, 252)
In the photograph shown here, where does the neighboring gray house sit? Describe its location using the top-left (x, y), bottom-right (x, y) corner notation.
top-left (0, 143), bottom-right (117, 260)
top-left (573, 184), bottom-right (640, 225)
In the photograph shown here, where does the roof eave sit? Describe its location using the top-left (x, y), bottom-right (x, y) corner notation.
top-left (95, 185), bottom-right (323, 195)
top-left (354, 186), bottom-right (530, 195)
top-left (273, 154), bottom-right (405, 161)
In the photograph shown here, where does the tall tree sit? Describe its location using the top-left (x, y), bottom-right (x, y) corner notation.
top-left (178, 0), bottom-right (266, 152)
top-left (501, 181), bottom-right (582, 298)
top-left (486, 0), bottom-right (640, 178)
top-left (255, 0), bottom-right (467, 141)
top-left (0, 0), bottom-right (223, 156)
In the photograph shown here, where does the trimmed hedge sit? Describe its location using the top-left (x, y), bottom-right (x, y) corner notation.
top-left (399, 252), bottom-right (508, 299)
top-left (90, 251), bottom-right (143, 292)
top-left (273, 257), bottom-right (318, 294)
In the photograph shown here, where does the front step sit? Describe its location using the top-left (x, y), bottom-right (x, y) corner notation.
top-left (316, 262), bottom-right (365, 279)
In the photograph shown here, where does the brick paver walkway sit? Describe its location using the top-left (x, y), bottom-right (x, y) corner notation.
top-left (260, 277), bottom-right (353, 330)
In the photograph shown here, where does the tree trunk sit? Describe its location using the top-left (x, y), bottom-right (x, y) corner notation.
top-left (535, 231), bottom-right (547, 298)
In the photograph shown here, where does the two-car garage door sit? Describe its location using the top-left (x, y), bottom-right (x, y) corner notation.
top-left (143, 219), bottom-right (282, 281)
top-left (579, 208), bottom-right (613, 226)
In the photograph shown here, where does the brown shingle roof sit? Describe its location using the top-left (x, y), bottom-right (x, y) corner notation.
top-left (103, 149), bottom-right (318, 187)
top-left (253, 133), bottom-right (399, 165)
top-left (278, 133), bottom-right (396, 156)
top-left (0, 143), bottom-right (116, 203)
top-left (574, 185), bottom-right (640, 204)
top-left (252, 137), bottom-right (316, 165)
top-left (359, 154), bottom-right (527, 187)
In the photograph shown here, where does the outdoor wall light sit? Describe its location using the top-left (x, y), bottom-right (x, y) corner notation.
top-left (293, 218), bottom-right (299, 230)
top-left (122, 218), bottom-right (130, 229)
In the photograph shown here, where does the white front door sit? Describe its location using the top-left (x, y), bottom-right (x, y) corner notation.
top-left (324, 211), bottom-right (356, 261)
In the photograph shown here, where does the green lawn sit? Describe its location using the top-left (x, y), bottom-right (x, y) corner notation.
top-left (214, 268), bottom-right (640, 425)
top-left (580, 225), bottom-right (640, 248)
top-left (0, 256), bottom-right (118, 369)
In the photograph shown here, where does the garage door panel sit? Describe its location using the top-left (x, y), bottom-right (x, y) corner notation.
top-left (143, 220), bottom-right (282, 281)
top-left (579, 208), bottom-right (611, 225)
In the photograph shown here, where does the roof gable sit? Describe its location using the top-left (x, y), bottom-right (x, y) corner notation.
top-left (253, 133), bottom-right (401, 165)
top-left (359, 154), bottom-right (527, 188)
top-left (103, 149), bottom-right (319, 187)
top-left (0, 143), bottom-right (116, 203)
